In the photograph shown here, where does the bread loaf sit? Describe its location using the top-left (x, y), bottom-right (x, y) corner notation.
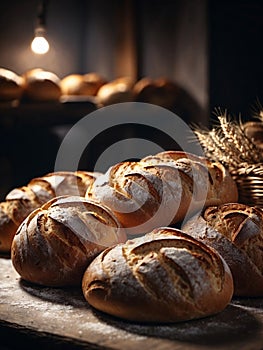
top-left (87, 151), bottom-right (238, 235)
top-left (0, 171), bottom-right (100, 253)
top-left (11, 195), bottom-right (126, 287)
top-left (0, 68), bottom-right (24, 102)
top-left (60, 73), bottom-right (106, 96)
top-left (182, 203), bottom-right (263, 296)
top-left (96, 77), bottom-right (135, 106)
top-left (146, 151), bottom-right (238, 207)
top-left (82, 227), bottom-right (233, 323)
top-left (22, 69), bottom-right (61, 102)
top-left (243, 121), bottom-right (263, 150)
top-left (133, 78), bottom-right (205, 123)
top-left (133, 77), bottom-right (179, 110)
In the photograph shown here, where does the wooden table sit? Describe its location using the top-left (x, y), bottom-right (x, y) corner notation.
top-left (0, 256), bottom-right (263, 350)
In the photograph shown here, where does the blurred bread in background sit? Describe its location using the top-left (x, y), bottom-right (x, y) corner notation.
top-left (60, 72), bottom-right (107, 97)
top-left (0, 66), bottom-right (203, 125)
top-left (0, 68), bottom-right (24, 102)
top-left (22, 68), bottom-right (62, 102)
top-left (96, 76), bottom-right (135, 106)
top-left (133, 77), bottom-right (179, 110)
top-left (133, 77), bottom-right (204, 123)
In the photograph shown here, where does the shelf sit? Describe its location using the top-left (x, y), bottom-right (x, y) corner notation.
top-left (0, 98), bottom-right (98, 128)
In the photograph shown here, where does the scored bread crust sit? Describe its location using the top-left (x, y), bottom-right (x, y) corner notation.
top-left (88, 160), bottom-right (192, 232)
top-left (182, 203), bottom-right (263, 296)
top-left (11, 195), bottom-right (126, 287)
top-left (88, 151), bottom-right (238, 235)
top-left (148, 151), bottom-right (238, 207)
top-left (0, 171), bottom-right (101, 253)
top-left (82, 227), bottom-right (233, 323)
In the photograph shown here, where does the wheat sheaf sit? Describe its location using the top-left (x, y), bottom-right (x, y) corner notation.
top-left (193, 108), bottom-right (263, 176)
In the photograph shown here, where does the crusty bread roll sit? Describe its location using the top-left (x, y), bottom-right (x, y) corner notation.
top-left (96, 77), bottom-right (134, 106)
top-left (22, 68), bottom-right (44, 79)
top-left (147, 151), bottom-right (239, 207)
top-left (133, 77), bottom-right (180, 110)
top-left (22, 69), bottom-right (61, 102)
top-left (87, 151), bottom-right (238, 235)
top-left (0, 202), bottom-right (18, 253)
top-left (243, 121), bottom-right (263, 150)
top-left (182, 203), bottom-right (263, 296)
top-left (11, 196), bottom-right (126, 287)
top-left (0, 68), bottom-right (24, 102)
top-left (60, 73), bottom-right (106, 96)
top-left (82, 227), bottom-right (233, 323)
top-left (0, 171), bottom-right (100, 253)
top-left (133, 77), bottom-right (205, 123)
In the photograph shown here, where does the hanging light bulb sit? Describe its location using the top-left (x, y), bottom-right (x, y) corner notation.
top-left (31, 27), bottom-right (49, 54)
top-left (31, 0), bottom-right (50, 55)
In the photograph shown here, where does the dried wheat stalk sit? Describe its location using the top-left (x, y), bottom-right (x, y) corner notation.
top-left (251, 98), bottom-right (263, 120)
top-left (193, 108), bottom-right (263, 174)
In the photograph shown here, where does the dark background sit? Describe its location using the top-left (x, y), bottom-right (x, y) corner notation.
top-left (0, 0), bottom-right (262, 197)
top-left (0, 0), bottom-right (208, 117)
top-left (209, 0), bottom-right (263, 119)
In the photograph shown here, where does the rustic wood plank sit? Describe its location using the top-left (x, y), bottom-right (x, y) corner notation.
top-left (0, 257), bottom-right (263, 349)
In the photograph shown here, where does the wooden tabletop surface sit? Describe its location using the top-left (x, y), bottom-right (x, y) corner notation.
top-left (0, 256), bottom-right (263, 350)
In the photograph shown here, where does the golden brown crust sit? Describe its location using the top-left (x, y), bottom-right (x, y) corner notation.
top-left (60, 73), bottom-right (106, 96)
top-left (0, 187), bottom-right (43, 253)
top-left (29, 170), bottom-right (101, 199)
top-left (182, 203), bottom-right (263, 296)
top-left (11, 195), bottom-right (126, 287)
top-left (133, 78), bottom-right (180, 110)
top-left (88, 159), bottom-right (191, 234)
top-left (96, 77), bottom-right (135, 106)
top-left (22, 69), bottom-right (61, 102)
top-left (82, 227), bottom-right (233, 323)
top-left (151, 151), bottom-right (239, 206)
top-left (0, 68), bottom-right (24, 102)
top-left (88, 151), bottom-right (238, 235)
top-left (0, 171), bottom-right (101, 253)
top-left (0, 203), bottom-right (18, 253)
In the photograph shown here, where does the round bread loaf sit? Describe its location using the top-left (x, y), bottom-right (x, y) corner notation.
top-left (0, 171), bottom-right (100, 253)
top-left (27, 170), bottom-right (101, 200)
top-left (82, 227), bottom-right (233, 323)
top-left (96, 77), bottom-right (134, 106)
top-left (87, 151), bottom-right (238, 235)
top-left (243, 121), bottom-right (263, 150)
top-left (148, 151), bottom-right (239, 207)
top-left (22, 69), bottom-right (61, 102)
top-left (0, 68), bottom-right (24, 102)
top-left (22, 68), bottom-right (44, 79)
top-left (60, 73), bottom-right (106, 96)
top-left (11, 195), bottom-right (126, 287)
top-left (133, 77), bottom-right (179, 110)
top-left (182, 203), bottom-right (263, 296)
top-left (0, 202), bottom-right (21, 253)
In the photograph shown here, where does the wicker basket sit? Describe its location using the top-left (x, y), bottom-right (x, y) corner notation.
top-left (193, 108), bottom-right (263, 207)
top-left (233, 174), bottom-right (263, 207)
